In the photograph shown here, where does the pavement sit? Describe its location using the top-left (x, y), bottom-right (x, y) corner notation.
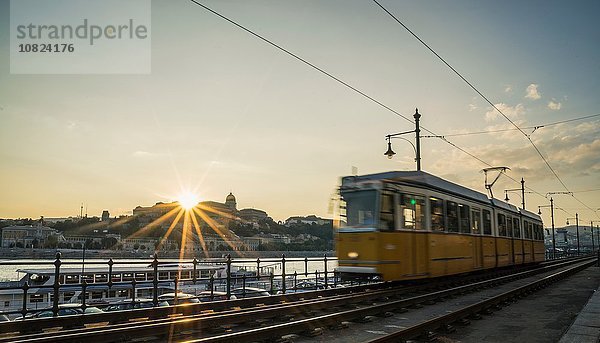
top-left (440, 264), bottom-right (600, 343)
top-left (558, 269), bottom-right (600, 343)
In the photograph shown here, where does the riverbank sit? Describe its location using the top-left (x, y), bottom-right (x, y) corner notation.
top-left (0, 248), bottom-right (335, 260)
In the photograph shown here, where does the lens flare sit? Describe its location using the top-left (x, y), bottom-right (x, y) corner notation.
top-left (178, 191), bottom-right (199, 210)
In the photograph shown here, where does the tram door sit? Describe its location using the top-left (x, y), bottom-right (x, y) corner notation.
top-left (471, 209), bottom-right (483, 269)
top-left (402, 194), bottom-right (428, 276)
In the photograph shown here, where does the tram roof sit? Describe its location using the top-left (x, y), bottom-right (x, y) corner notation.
top-left (343, 171), bottom-right (490, 204)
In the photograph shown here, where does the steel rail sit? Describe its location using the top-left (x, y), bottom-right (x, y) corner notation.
top-left (183, 258), bottom-right (598, 343)
top-left (0, 255), bottom-right (577, 336)
top-left (4, 257), bottom-right (592, 343)
top-left (365, 258), bottom-right (598, 343)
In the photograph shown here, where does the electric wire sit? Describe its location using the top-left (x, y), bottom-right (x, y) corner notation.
top-left (442, 113), bottom-right (600, 137)
top-left (188, 0), bottom-right (549, 203)
top-left (371, 0), bottom-right (599, 218)
top-left (189, 1), bottom-right (594, 216)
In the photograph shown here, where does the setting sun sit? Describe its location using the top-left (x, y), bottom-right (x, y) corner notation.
top-left (177, 191), bottom-right (200, 210)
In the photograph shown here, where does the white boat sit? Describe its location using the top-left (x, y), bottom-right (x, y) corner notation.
top-left (0, 263), bottom-right (225, 315)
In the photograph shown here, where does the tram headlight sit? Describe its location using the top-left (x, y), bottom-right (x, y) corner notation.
top-left (347, 251), bottom-right (359, 259)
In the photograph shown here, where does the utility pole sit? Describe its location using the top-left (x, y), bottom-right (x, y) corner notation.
top-left (414, 108), bottom-right (421, 171)
top-left (576, 213), bottom-right (579, 255)
top-left (384, 108), bottom-right (422, 171)
top-left (550, 198), bottom-right (555, 258)
top-left (592, 221), bottom-right (595, 253)
top-left (520, 178), bottom-right (525, 210)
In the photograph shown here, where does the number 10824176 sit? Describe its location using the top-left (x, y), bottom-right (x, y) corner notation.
top-left (18, 43), bottom-right (74, 53)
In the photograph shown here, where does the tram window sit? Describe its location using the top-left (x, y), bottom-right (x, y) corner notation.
top-left (506, 216), bottom-right (513, 237)
top-left (513, 218), bottom-right (521, 238)
top-left (458, 204), bottom-right (470, 233)
top-left (402, 195), bottom-right (424, 230)
top-left (430, 197), bottom-right (445, 231)
top-left (482, 209), bottom-right (492, 235)
top-left (344, 191), bottom-right (377, 227)
top-left (471, 209), bottom-right (481, 234)
top-left (498, 214), bottom-right (507, 236)
top-left (379, 193), bottom-right (395, 231)
top-left (446, 201), bottom-right (459, 232)
top-left (524, 221), bottom-right (532, 239)
top-left (535, 224), bottom-right (542, 240)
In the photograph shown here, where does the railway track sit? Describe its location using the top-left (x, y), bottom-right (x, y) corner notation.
top-left (0, 256), bottom-right (593, 343)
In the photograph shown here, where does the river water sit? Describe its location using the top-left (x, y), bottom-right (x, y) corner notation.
top-left (0, 257), bottom-right (339, 282)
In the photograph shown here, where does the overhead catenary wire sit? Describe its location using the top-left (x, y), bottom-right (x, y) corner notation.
top-left (371, 0), bottom-right (599, 218)
top-left (188, 1), bottom-right (589, 213)
top-left (187, 1), bottom-right (491, 166)
top-left (441, 113), bottom-right (600, 137)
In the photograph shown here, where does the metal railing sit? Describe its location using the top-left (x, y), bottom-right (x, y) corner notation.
top-left (0, 252), bottom-right (339, 319)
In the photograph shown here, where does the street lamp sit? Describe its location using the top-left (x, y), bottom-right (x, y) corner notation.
top-left (384, 108), bottom-right (422, 171)
top-left (504, 178), bottom-right (532, 209)
top-left (566, 213), bottom-right (580, 255)
top-left (538, 197), bottom-right (555, 258)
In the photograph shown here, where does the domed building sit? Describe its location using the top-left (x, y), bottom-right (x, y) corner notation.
top-left (225, 192), bottom-right (237, 211)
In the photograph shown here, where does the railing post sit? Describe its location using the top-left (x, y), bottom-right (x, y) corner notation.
top-left (173, 277), bottom-right (178, 305)
top-left (192, 257), bottom-right (198, 284)
top-left (21, 281), bottom-right (29, 319)
top-left (107, 258), bottom-right (114, 297)
top-left (304, 257), bottom-right (308, 277)
top-left (281, 254), bottom-right (286, 294)
top-left (53, 252), bottom-right (61, 317)
top-left (81, 279), bottom-right (87, 310)
top-left (256, 257), bottom-right (261, 283)
top-left (152, 253), bottom-right (159, 307)
top-left (293, 271), bottom-right (297, 291)
top-left (226, 254), bottom-right (232, 300)
top-left (324, 255), bottom-right (328, 288)
top-left (131, 278), bottom-right (136, 304)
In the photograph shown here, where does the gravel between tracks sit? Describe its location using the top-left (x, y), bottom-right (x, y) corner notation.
top-left (294, 264), bottom-right (600, 343)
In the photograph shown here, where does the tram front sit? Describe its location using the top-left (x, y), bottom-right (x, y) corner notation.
top-left (335, 177), bottom-right (397, 280)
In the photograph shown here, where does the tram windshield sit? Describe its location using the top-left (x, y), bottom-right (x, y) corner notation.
top-left (344, 190), bottom-right (378, 227)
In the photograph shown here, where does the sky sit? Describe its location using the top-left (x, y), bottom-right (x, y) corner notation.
top-left (0, 0), bottom-right (599, 226)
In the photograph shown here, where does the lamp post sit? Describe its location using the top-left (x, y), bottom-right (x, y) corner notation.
top-left (538, 197), bottom-right (555, 258)
top-left (590, 221), bottom-right (600, 253)
top-left (384, 108), bottom-right (422, 171)
top-left (566, 213), bottom-right (579, 255)
top-left (504, 178), bottom-right (532, 210)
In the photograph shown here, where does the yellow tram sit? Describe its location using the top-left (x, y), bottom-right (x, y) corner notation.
top-left (335, 171), bottom-right (545, 281)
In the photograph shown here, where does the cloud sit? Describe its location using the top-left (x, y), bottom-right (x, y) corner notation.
top-left (485, 103), bottom-right (526, 122)
top-left (548, 99), bottom-right (562, 110)
top-left (468, 103), bottom-right (478, 111)
top-left (504, 85), bottom-right (513, 93)
top-left (525, 84), bottom-right (541, 100)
